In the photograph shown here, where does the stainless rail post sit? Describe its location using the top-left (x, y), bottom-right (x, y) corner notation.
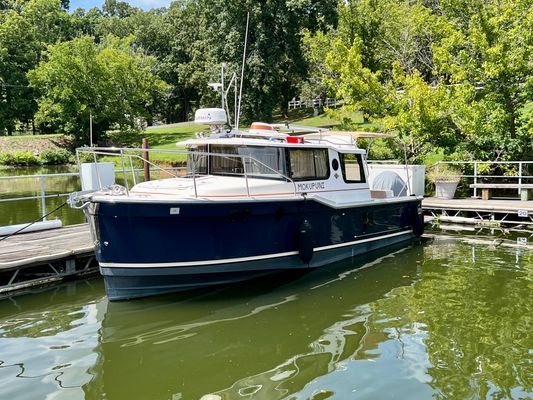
top-left (243, 156), bottom-right (250, 197)
top-left (40, 176), bottom-right (46, 220)
top-left (119, 150), bottom-right (129, 195)
top-left (518, 162), bottom-right (522, 196)
top-left (92, 151), bottom-right (103, 189)
top-left (142, 138), bottom-right (150, 182)
top-left (192, 158), bottom-right (198, 198)
top-left (129, 155), bottom-right (137, 186)
top-left (473, 162), bottom-right (478, 198)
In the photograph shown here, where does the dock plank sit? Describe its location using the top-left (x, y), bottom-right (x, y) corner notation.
top-left (422, 197), bottom-right (533, 213)
top-left (0, 224), bottom-right (94, 271)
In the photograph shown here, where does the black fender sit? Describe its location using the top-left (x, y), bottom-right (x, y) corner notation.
top-left (413, 204), bottom-right (424, 237)
top-left (298, 220), bottom-right (314, 263)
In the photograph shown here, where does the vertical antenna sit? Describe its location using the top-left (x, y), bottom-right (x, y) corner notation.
top-left (235, 11), bottom-right (250, 132)
top-left (220, 63), bottom-right (225, 110)
top-left (234, 76), bottom-right (238, 128)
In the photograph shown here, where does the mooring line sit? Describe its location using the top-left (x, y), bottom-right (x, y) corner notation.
top-left (0, 200), bottom-right (69, 242)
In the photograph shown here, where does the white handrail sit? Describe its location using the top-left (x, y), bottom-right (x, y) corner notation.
top-left (435, 160), bottom-right (533, 197)
top-left (76, 147), bottom-right (296, 199)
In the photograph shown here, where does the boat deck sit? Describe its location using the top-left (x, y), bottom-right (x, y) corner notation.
top-left (0, 224), bottom-right (97, 295)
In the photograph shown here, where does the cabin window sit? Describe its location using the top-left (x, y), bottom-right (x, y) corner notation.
top-left (238, 146), bottom-right (286, 179)
top-left (187, 146), bottom-right (208, 174)
top-left (188, 145), bottom-right (287, 180)
top-left (288, 149), bottom-right (329, 181)
top-left (210, 145), bottom-right (242, 176)
top-left (339, 153), bottom-right (366, 183)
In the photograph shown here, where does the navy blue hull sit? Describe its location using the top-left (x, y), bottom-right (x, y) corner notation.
top-left (89, 197), bottom-right (422, 300)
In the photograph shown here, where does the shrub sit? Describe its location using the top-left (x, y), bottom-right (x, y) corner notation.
top-left (38, 148), bottom-right (73, 165)
top-left (0, 152), bottom-right (14, 165)
top-left (0, 151), bottom-right (39, 166)
top-left (427, 164), bottom-right (462, 183)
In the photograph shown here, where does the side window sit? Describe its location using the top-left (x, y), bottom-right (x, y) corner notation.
top-left (210, 145), bottom-right (243, 175)
top-left (340, 153), bottom-right (366, 183)
top-left (288, 149), bottom-right (329, 181)
top-left (188, 145), bottom-right (208, 174)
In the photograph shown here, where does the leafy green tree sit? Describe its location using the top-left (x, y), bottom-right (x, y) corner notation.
top-left (318, 0), bottom-right (531, 162)
top-left (28, 35), bottom-right (169, 144)
top-left (0, 9), bottom-right (37, 135)
top-left (22, 0), bottom-right (76, 58)
top-left (71, 7), bottom-right (104, 37)
top-left (382, 64), bottom-right (460, 162)
top-left (325, 37), bottom-right (387, 123)
top-left (432, 0), bottom-right (532, 160)
top-left (0, 0), bottom-right (73, 135)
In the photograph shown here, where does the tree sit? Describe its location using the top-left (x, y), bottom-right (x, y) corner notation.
top-left (0, 10), bottom-right (38, 135)
top-left (0, 0), bottom-right (74, 135)
top-left (160, 0), bottom-right (339, 123)
top-left (317, 0), bottom-right (531, 162)
top-left (28, 35), bottom-right (169, 144)
top-left (325, 37), bottom-right (387, 123)
top-left (382, 64), bottom-right (460, 163)
top-left (432, 0), bottom-right (532, 160)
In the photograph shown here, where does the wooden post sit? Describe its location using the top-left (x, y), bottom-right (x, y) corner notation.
top-left (142, 138), bottom-right (150, 182)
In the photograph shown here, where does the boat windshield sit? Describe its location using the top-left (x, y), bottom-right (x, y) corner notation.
top-left (187, 145), bottom-right (287, 180)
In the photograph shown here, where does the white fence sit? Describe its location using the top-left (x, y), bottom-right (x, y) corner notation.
top-left (288, 98), bottom-right (337, 110)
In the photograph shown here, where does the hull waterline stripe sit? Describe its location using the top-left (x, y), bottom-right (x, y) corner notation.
top-left (99, 230), bottom-right (412, 269)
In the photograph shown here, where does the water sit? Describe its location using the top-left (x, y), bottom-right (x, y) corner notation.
top-left (0, 236), bottom-right (531, 399)
top-left (0, 165), bottom-right (84, 227)
top-left (0, 165), bottom-right (177, 227)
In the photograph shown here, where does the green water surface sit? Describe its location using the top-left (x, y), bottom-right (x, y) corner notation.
top-left (0, 237), bottom-right (531, 399)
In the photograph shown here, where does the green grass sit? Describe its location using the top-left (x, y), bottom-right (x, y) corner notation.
top-left (273, 107), bottom-right (382, 132)
top-left (103, 124), bottom-right (207, 164)
top-left (3, 133), bottom-right (64, 139)
top-left (145, 125), bottom-right (206, 163)
top-left (292, 112), bottom-right (343, 127)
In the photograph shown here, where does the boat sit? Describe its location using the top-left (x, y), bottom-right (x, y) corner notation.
top-left (73, 108), bottom-right (424, 300)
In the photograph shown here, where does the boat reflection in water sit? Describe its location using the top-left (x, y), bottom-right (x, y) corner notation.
top-left (83, 243), bottom-right (425, 400)
top-left (1, 236), bottom-right (530, 399)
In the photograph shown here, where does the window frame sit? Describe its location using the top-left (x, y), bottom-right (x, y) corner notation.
top-left (286, 148), bottom-right (330, 182)
top-left (339, 152), bottom-right (366, 183)
top-left (189, 145), bottom-right (288, 181)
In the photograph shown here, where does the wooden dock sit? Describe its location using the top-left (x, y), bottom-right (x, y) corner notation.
top-left (0, 224), bottom-right (97, 295)
top-left (422, 197), bottom-right (533, 226)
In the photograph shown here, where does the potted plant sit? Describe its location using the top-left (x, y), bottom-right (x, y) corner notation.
top-left (428, 164), bottom-right (462, 199)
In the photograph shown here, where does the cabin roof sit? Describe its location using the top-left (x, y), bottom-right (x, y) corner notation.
top-left (176, 136), bottom-right (366, 154)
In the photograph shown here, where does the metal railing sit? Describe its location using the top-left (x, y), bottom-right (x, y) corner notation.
top-left (0, 167), bottom-right (183, 221)
top-left (76, 147), bottom-right (297, 198)
top-left (288, 98), bottom-right (337, 110)
top-left (0, 172), bottom-right (80, 220)
top-left (435, 160), bottom-right (533, 197)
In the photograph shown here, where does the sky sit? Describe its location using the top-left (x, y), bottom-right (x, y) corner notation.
top-left (69, 0), bottom-right (172, 11)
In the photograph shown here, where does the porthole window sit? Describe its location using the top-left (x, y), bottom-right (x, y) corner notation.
top-left (332, 159), bottom-right (339, 171)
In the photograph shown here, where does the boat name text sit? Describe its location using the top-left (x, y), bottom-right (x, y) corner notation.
top-left (297, 182), bottom-right (325, 192)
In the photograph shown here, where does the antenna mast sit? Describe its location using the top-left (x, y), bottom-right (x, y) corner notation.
top-left (235, 11), bottom-right (250, 132)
